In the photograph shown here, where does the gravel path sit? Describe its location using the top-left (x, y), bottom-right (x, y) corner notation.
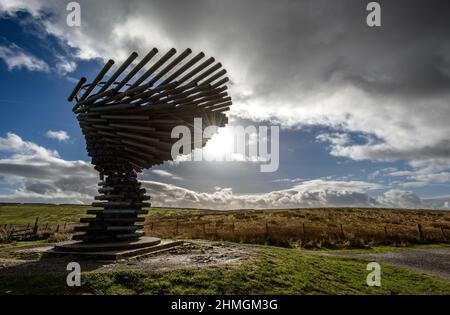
top-left (307, 247), bottom-right (450, 281)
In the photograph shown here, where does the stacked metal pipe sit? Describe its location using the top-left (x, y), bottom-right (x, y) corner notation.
top-left (67, 48), bottom-right (232, 243)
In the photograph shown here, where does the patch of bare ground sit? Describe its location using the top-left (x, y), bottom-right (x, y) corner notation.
top-left (0, 240), bottom-right (258, 276)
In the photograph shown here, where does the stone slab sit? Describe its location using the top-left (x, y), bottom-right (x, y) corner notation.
top-left (54, 236), bottom-right (161, 252)
top-left (46, 239), bottom-right (183, 260)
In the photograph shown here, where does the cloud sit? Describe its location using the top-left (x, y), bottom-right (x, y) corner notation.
top-left (1, 2), bottom-right (450, 208)
top-left (376, 190), bottom-right (423, 210)
top-left (0, 132), bottom-right (447, 209)
top-left (0, 43), bottom-right (49, 72)
top-left (1, 0), bottom-right (448, 172)
top-left (0, 0), bottom-right (44, 17)
top-left (142, 179), bottom-right (429, 210)
top-left (55, 55), bottom-right (76, 74)
top-left (143, 179), bottom-right (450, 210)
top-left (0, 132), bottom-right (97, 204)
top-left (151, 169), bottom-right (183, 181)
top-left (0, 132), bottom-right (58, 158)
top-left (46, 130), bottom-right (70, 142)
top-left (272, 178), bottom-right (304, 183)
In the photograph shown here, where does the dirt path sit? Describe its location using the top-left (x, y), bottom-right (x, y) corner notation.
top-left (307, 247), bottom-right (450, 281)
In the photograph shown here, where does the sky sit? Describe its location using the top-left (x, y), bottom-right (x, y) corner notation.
top-left (0, 0), bottom-right (449, 209)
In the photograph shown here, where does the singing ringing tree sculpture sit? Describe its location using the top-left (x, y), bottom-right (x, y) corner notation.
top-left (64, 48), bottom-right (232, 248)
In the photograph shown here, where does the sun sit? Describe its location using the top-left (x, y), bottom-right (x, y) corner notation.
top-left (202, 127), bottom-right (235, 161)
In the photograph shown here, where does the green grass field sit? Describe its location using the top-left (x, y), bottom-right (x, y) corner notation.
top-left (1, 247), bottom-right (449, 295)
top-left (0, 204), bottom-right (200, 224)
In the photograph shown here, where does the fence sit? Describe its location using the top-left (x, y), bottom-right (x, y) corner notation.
top-left (0, 218), bottom-right (77, 241)
top-left (144, 218), bottom-right (449, 248)
top-left (1, 216), bottom-right (449, 248)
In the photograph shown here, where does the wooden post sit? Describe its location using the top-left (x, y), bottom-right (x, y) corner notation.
top-left (340, 224), bottom-right (345, 238)
top-left (202, 222), bottom-right (206, 236)
top-left (441, 227), bottom-right (447, 240)
top-left (150, 222), bottom-right (154, 231)
top-left (45, 223), bottom-right (48, 230)
top-left (265, 221), bottom-right (269, 236)
top-left (302, 223), bottom-right (306, 238)
top-left (33, 217), bottom-right (39, 235)
top-left (56, 225), bottom-right (60, 232)
top-left (231, 222), bottom-right (235, 235)
top-left (175, 220), bottom-right (179, 236)
top-left (417, 224), bottom-right (424, 241)
top-left (384, 226), bottom-right (388, 238)
top-left (8, 228), bottom-right (14, 240)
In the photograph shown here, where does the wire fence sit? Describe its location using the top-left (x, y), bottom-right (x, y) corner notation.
top-left (144, 218), bottom-right (449, 248)
top-left (1, 215), bottom-right (449, 248)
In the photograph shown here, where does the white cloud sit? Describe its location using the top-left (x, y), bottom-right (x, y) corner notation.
top-left (272, 178), bottom-right (304, 183)
top-left (55, 55), bottom-right (76, 74)
top-left (141, 179), bottom-right (438, 210)
top-left (46, 130), bottom-right (70, 142)
top-left (0, 132), bottom-right (97, 204)
top-left (376, 190), bottom-right (423, 209)
top-left (0, 132), bottom-right (447, 209)
top-left (0, 43), bottom-right (49, 72)
top-left (151, 169), bottom-right (183, 181)
top-left (0, 0), bottom-right (44, 17)
top-left (388, 168), bottom-right (450, 187)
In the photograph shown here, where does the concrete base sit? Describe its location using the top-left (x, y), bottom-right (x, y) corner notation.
top-left (47, 237), bottom-right (183, 260)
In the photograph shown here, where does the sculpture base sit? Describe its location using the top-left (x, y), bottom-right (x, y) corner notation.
top-left (48, 237), bottom-right (183, 260)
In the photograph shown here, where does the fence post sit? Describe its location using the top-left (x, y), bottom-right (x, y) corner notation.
top-left (302, 223), bottom-right (306, 238)
top-left (340, 224), bottom-right (345, 238)
top-left (8, 228), bottom-right (15, 240)
top-left (441, 227), bottom-right (447, 240)
top-left (56, 225), bottom-right (60, 232)
top-left (417, 224), bottom-right (424, 241)
top-left (231, 222), bottom-right (235, 235)
top-left (33, 217), bottom-right (39, 235)
top-left (175, 220), bottom-right (179, 236)
top-left (384, 226), bottom-right (388, 238)
top-left (150, 222), bottom-right (154, 231)
top-left (202, 223), bottom-right (206, 236)
top-left (45, 223), bottom-right (48, 230)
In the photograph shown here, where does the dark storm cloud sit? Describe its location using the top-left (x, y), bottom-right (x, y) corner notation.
top-left (130, 0), bottom-right (450, 97)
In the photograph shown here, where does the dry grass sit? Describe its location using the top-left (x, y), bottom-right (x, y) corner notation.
top-left (1, 206), bottom-right (449, 249)
top-left (145, 208), bottom-right (450, 249)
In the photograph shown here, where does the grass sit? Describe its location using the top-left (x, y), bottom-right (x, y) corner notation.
top-left (0, 204), bottom-right (90, 224)
top-left (2, 204), bottom-right (450, 248)
top-left (0, 204), bottom-right (200, 225)
top-left (0, 239), bottom-right (49, 249)
top-left (147, 208), bottom-right (450, 249)
top-left (309, 243), bottom-right (450, 254)
top-left (1, 247), bottom-right (449, 295)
